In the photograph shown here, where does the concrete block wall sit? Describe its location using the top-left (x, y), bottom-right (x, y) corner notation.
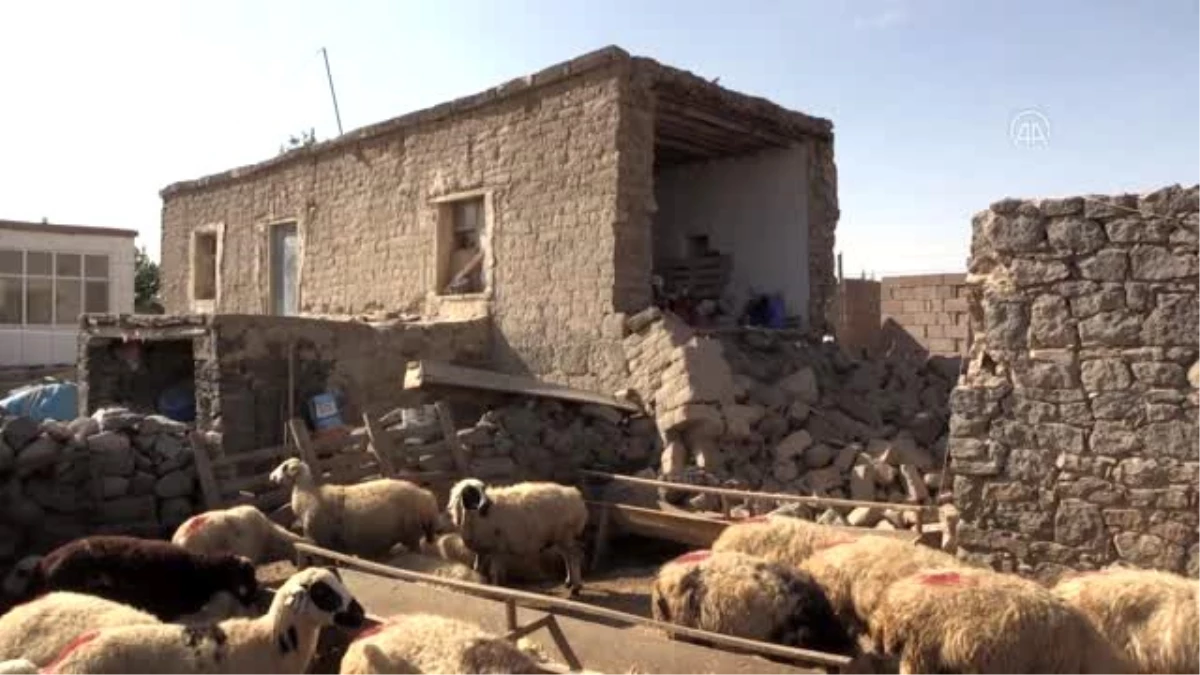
top-left (879, 274), bottom-right (971, 357)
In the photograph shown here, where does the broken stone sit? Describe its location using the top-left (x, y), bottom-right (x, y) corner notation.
top-left (847, 506), bottom-right (883, 527)
top-left (16, 436), bottom-right (61, 477)
top-left (786, 400), bottom-right (811, 424)
top-left (99, 476), bottom-right (130, 499)
top-left (749, 384), bottom-right (789, 411)
top-left (139, 414), bottom-right (189, 436)
top-left (899, 465), bottom-right (930, 503)
top-left (832, 444), bottom-right (859, 473)
top-left (773, 430), bottom-right (813, 461)
top-left (803, 443), bottom-right (836, 469)
top-left (875, 520), bottom-right (897, 531)
top-left (40, 420), bottom-right (74, 443)
top-left (660, 439), bottom-right (687, 476)
top-left (129, 471), bottom-right (156, 496)
top-left (579, 404), bottom-right (624, 426)
top-left (816, 508), bottom-right (847, 527)
top-left (68, 416), bottom-right (99, 443)
top-left (803, 466), bottom-right (845, 494)
top-left (755, 412), bottom-right (789, 441)
top-left (722, 404), bottom-right (766, 439)
top-left (3, 416), bottom-right (41, 450)
top-left (772, 460), bottom-right (799, 484)
top-left (777, 367), bottom-right (819, 404)
top-left (154, 469), bottom-right (195, 499)
top-left (94, 408), bottom-right (143, 433)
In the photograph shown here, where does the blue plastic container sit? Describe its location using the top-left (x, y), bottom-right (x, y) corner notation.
top-left (0, 380), bottom-right (78, 422)
top-left (308, 392), bottom-right (344, 430)
top-left (157, 383), bottom-right (196, 423)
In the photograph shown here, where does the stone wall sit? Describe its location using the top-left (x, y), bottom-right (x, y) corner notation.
top-left (949, 184), bottom-right (1199, 579)
top-left (79, 314), bottom-right (490, 456)
top-left (0, 408), bottom-right (201, 561)
top-left (832, 278), bottom-right (881, 354)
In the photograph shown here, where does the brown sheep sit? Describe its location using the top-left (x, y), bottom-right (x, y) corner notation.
top-left (651, 549), bottom-right (855, 656)
top-left (870, 567), bottom-right (1131, 674)
top-left (798, 535), bottom-right (966, 634)
top-left (712, 515), bottom-right (859, 568)
top-left (1053, 567), bottom-right (1199, 674)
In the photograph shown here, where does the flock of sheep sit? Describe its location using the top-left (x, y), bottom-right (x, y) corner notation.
top-left (0, 458), bottom-right (587, 674)
top-left (654, 514), bottom-right (1200, 674)
top-left (0, 453), bottom-right (1196, 674)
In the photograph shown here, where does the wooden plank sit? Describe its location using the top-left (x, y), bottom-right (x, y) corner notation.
top-left (189, 431), bottom-right (223, 510)
top-left (363, 412), bottom-right (398, 478)
top-left (434, 401), bottom-right (469, 476)
top-left (581, 470), bottom-right (936, 515)
top-left (289, 418), bottom-right (319, 468)
top-left (404, 360), bottom-right (640, 413)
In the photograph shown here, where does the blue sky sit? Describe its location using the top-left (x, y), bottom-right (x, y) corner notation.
top-left (1, 0), bottom-right (1196, 275)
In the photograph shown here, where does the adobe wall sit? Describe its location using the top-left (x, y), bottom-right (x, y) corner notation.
top-left (160, 54), bottom-right (630, 393)
top-left (949, 185), bottom-right (1199, 579)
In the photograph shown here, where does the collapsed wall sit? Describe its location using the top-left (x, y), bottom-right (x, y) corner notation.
top-left (620, 307), bottom-right (959, 528)
top-left (949, 185), bottom-right (1199, 579)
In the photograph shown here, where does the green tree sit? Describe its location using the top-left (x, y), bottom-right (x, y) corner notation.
top-left (134, 246), bottom-right (163, 314)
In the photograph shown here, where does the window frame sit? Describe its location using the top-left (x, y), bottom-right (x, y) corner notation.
top-left (189, 223), bottom-right (224, 313)
top-left (430, 189), bottom-right (495, 301)
top-left (0, 248), bottom-right (111, 327)
top-left (267, 220), bottom-right (301, 316)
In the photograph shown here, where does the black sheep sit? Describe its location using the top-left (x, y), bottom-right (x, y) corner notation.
top-left (3, 535), bottom-right (258, 621)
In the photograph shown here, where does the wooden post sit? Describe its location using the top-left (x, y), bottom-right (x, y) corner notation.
top-left (289, 418), bottom-right (319, 468)
top-left (434, 401), bottom-right (469, 476)
top-left (189, 431), bottom-right (223, 510)
top-left (362, 412), bottom-right (398, 478)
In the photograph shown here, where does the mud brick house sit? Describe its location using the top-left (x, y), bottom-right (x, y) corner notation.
top-left (158, 46), bottom-right (839, 394)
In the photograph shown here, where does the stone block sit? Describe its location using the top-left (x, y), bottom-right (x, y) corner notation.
top-left (1142, 294), bottom-right (1199, 346)
top-left (1047, 217), bottom-right (1105, 254)
top-left (832, 444), bottom-right (859, 473)
top-left (1079, 310), bottom-right (1142, 347)
top-left (722, 404), bottom-right (766, 439)
top-left (772, 460), bottom-right (799, 483)
top-left (773, 430), bottom-right (813, 461)
top-left (847, 506), bottom-right (883, 527)
top-left (776, 367), bottom-right (819, 404)
top-left (803, 443), bottom-right (836, 469)
top-left (99, 476), bottom-right (130, 499)
top-left (660, 439), bottom-right (687, 476)
top-left (1011, 259), bottom-right (1070, 286)
top-left (1078, 249), bottom-right (1128, 281)
top-left (1129, 245), bottom-right (1198, 280)
top-left (129, 471), bottom-right (156, 496)
top-left (982, 211), bottom-right (1046, 251)
top-left (1030, 294), bottom-right (1077, 347)
top-left (899, 465), bottom-right (930, 502)
top-left (3, 416), bottom-right (40, 450)
top-left (99, 495), bottom-right (157, 524)
top-left (16, 436), bottom-right (61, 477)
top-left (95, 409), bottom-right (143, 433)
top-left (154, 469), bottom-right (195, 499)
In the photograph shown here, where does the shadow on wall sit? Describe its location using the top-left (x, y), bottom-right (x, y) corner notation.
top-left (876, 318), bottom-right (963, 374)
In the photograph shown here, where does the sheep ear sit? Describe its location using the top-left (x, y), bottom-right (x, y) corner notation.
top-left (274, 586), bottom-right (308, 650)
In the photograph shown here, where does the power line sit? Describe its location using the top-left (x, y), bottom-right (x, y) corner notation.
top-left (319, 47), bottom-right (344, 136)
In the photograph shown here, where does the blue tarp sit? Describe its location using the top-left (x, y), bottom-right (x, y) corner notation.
top-left (0, 380), bottom-right (78, 422)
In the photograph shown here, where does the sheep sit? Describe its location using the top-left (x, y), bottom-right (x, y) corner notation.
top-left (269, 458), bottom-right (438, 557)
top-left (1052, 567), bottom-right (1199, 674)
top-left (448, 478), bottom-right (588, 595)
top-left (650, 549), bottom-right (855, 656)
top-left (711, 515), bottom-right (860, 568)
top-left (2, 535), bottom-right (259, 621)
top-left (39, 566), bottom-right (364, 674)
top-left (869, 566), bottom-right (1132, 674)
top-left (419, 533), bottom-right (566, 585)
top-left (339, 613), bottom-right (549, 674)
top-left (0, 660), bottom-right (35, 674)
top-left (384, 549), bottom-right (484, 584)
top-left (798, 534), bottom-right (967, 634)
top-left (0, 589), bottom-right (255, 667)
top-left (172, 504), bottom-right (312, 564)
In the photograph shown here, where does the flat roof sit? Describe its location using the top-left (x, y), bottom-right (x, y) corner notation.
top-left (0, 219), bottom-right (139, 239)
top-left (161, 45), bottom-right (833, 199)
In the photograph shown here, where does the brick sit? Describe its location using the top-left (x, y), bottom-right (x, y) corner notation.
top-left (944, 322), bottom-right (970, 338)
top-left (914, 286), bottom-right (937, 300)
top-left (926, 324), bottom-right (946, 338)
top-left (902, 299), bottom-right (927, 313)
top-left (880, 299), bottom-right (905, 315)
top-left (926, 337), bottom-right (958, 353)
top-left (944, 297), bottom-right (969, 312)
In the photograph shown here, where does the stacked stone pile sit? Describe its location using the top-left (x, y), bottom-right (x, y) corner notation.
top-left (387, 399), bottom-right (660, 483)
top-left (620, 307), bottom-right (960, 528)
top-left (0, 407), bottom-right (199, 562)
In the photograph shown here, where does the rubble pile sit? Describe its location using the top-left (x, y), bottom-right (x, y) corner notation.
top-left (0, 408), bottom-right (199, 561)
top-left (392, 400), bottom-right (660, 482)
top-left (623, 308), bottom-right (960, 527)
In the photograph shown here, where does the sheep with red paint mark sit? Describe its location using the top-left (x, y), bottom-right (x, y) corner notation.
top-left (712, 515), bottom-right (859, 569)
top-left (39, 567), bottom-right (364, 674)
top-left (870, 567), bottom-right (1131, 674)
top-left (0, 589), bottom-right (252, 668)
top-left (798, 534), bottom-right (968, 635)
top-left (172, 505), bottom-right (312, 564)
top-left (339, 614), bottom-right (549, 674)
top-left (1053, 567), bottom-right (1198, 674)
top-left (650, 549), bottom-right (855, 656)
top-left (1, 535), bottom-right (259, 622)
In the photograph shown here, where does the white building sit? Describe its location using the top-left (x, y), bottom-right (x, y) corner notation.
top-left (0, 219), bottom-right (136, 367)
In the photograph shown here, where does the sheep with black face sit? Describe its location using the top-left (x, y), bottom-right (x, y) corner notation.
top-left (39, 567), bottom-right (364, 674)
top-left (448, 478), bottom-right (588, 595)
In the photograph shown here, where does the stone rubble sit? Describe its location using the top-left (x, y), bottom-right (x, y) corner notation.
top-left (0, 407), bottom-right (199, 562)
top-left (617, 308), bottom-right (960, 530)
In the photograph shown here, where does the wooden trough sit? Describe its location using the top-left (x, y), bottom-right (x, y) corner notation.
top-left (285, 540), bottom-right (859, 672)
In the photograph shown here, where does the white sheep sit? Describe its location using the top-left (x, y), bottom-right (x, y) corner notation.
top-left (0, 589), bottom-right (257, 668)
top-left (447, 478), bottom-right (588, 595)
top-left (418, 533), bottom-right (567, 584)
top-left (172, 505), bottom-right (312, 564)
top-left (384, 549), bottom-right (484, 584)
top-left (339, 613), bottom-right (547, 674)
top-left (711, 515), bottom-right (860, 568)
top-left (870, 566), bottom-right (1131, 674)
top-left (1053, 567), bottom-right (1199, 674)
top-left (269, 458), bottom-right (438, 557)
top-left (0, 659), bottom-right (36, 674)
top-left (40, 567), bottom-right (364, 674)
top-left (650, 549), bottom-right (856, 655)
